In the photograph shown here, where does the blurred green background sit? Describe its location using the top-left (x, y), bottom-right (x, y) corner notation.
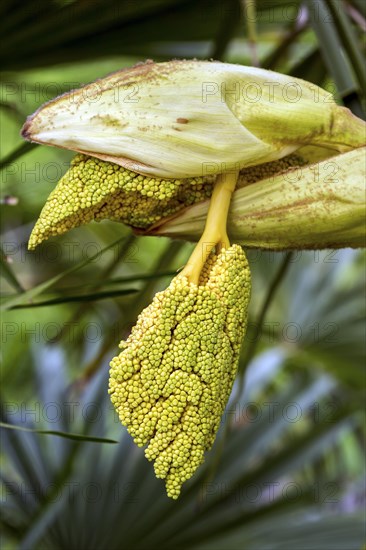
top-left (1, 1), bottom-right (365, 548)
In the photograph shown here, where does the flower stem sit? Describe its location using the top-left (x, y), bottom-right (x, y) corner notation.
top-left (181, 171), bottom-right (239, 284)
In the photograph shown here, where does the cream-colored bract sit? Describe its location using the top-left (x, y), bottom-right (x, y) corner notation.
top-left (149, 147), bottom-right (366, 250)
top-left (21, 60), bottom-right (366, 178)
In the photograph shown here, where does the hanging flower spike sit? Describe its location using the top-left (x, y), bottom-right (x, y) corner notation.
top-left (109, 244), bottom-right (250, 499)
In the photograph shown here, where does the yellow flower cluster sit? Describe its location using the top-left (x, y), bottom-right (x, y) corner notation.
top-left (238, 153), bottom-right (307, 186)
top-left (109, 245), bottom-right (251, 498)
top-left (28, 153), bottom-right (308, 250)
top-left (28, 154), bottom-right (213, 250)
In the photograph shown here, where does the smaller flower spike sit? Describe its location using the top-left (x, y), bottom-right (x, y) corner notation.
top-left (27, 152), bottom-right (307, 250)
top-left (109, 244), bottom-right (251, 499)
top-left (28, 154), bottom-right (213, 250)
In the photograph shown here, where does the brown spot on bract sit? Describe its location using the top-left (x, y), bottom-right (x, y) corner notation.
top-left (176, 118), bottom-right (188, 124)
top-left (90, 114), bottom-right (128, 129)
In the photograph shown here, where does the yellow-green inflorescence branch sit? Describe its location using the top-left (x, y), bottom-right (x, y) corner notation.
top-left (107, 164), bottom-right (252, 498)
top-left (109, 243), bottom-right (251, 499)
top-left (102, 160), bottom-right (251, 500)
top-left (28, 154), bottom-right (214, 250)
top-left (28, 152), bottom-right (307, 251)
